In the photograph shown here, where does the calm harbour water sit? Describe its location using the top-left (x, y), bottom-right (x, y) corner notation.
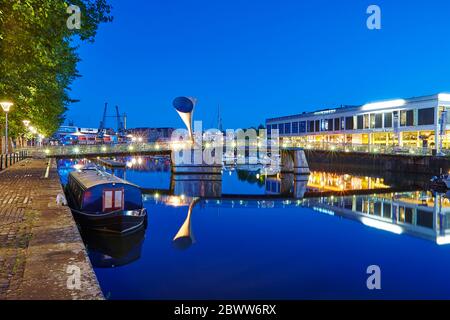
top-left (57, 157), bottom-right (450, 300)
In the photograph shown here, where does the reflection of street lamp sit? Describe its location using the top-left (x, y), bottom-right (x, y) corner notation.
top-left (0, 101), bottom-right (13, 154)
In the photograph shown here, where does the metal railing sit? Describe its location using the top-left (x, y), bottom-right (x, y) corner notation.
top-left (31, 142), bottom-right (172, 157)
top-left (0, 150), bottom-right (28, 170)
top-left (18, 141), bottom-right (450, 158)
top-left (280, 141), bottom-right (450, 156)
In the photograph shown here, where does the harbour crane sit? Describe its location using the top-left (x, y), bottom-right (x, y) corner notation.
top-left (97, 103), bottom-right (127, 139)
top-left (97, 103), bottom-right (108, 138)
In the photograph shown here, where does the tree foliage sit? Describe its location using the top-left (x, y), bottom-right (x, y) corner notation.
top-left (0, 0), bottom-right (112, 138)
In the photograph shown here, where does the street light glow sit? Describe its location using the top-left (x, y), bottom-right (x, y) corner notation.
top-left (0, 101), bottom-right (13, 112)
top-left (1, 101), bottom-right (12, 154)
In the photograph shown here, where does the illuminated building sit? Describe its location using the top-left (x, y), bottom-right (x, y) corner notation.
top-left (266, 93), bottom-right (450, 150)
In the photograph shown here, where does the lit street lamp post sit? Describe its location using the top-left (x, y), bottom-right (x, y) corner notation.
top-left (0, 101), bottom-right (13, 154)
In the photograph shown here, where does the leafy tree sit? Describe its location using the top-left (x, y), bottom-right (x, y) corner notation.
top-left (0, 0), bottom-right (112, 144)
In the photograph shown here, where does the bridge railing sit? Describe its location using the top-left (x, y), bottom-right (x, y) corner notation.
top-left (19, 141), bottom-right (450, 158)
top-left (281, 141), bottom-right (450, 156)
top-left (35, 142), bottom-right (173, 157)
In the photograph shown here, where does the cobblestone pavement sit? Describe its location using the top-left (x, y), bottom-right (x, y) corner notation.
top-left (0, 158), bottom-right (103, 300)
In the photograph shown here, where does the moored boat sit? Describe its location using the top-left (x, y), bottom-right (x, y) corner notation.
top-left (66, 169), bottom-right (147, 234)
top-left (430, 174), bottom-right (450, 190)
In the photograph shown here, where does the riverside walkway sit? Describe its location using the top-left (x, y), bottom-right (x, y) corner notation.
top-left (0, 158), bottom-right (102, 300)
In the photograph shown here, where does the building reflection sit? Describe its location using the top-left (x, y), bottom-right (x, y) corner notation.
top-left (300, 191), bottom-right (450, 245)
top-left (307, 171), bottom-right (390, 191)
top-left (170, 174), bottom-right (222, 198)
top-left (266, 171), bottom-right (390, 194)
top-left (181, 191), bottom-right (450, 246)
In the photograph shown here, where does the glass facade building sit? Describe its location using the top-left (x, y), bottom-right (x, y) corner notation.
top-left (266, 94), bottom-right (450, 150)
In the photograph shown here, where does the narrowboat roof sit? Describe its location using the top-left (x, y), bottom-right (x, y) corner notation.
top-left (69, 170), bottom-right (140, 190)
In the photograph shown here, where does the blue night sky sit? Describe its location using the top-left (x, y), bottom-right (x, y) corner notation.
top-left (67, 0), bottom-right (450, 130)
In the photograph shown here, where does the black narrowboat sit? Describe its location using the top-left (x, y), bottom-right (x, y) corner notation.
top-left (66, 169), bottom-right (147, 234)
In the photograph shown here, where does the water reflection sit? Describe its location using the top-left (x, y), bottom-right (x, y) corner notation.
top-left (145, 182), bottom-right (450, 247)
top-left (171, 174), bottom-right (222, 198)
top-left (180, 191), bottom-right (449, 246)
top-left (300, 191), bottom-right (450, 245)
top-left (56, 156), bottom-right (450, 299)
top-left (307, 171), bottom-right (390, 191)
top-left (81, 226), bottom-right (146, 268)
top-left (173, 198), bottom-right (200, 250)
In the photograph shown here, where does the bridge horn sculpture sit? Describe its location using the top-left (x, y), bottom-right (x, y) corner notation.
top-left (171, 97), bottom-right (222, 175)
top-left (173, 96), bottom-right (196, 143)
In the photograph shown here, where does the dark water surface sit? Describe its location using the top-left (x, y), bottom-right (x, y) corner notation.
top-left (57, 157), bottom-right (450, 299)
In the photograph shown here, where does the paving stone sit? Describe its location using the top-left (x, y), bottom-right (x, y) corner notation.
top-left (0, 159), bottom-right (103, 300)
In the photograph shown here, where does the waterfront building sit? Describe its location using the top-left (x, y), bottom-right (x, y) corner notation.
top-left (266, 93), bottom-right (450, 151)
top-left (126, 127), bottom-right (175, 142)
top-left (53, 126), bottom-right (115, 145)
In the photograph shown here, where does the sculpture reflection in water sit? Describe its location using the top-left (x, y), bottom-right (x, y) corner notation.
top-left (158, 173), bottom-right (223, 250)
top-left (172, 198), bottom-right (200, 250)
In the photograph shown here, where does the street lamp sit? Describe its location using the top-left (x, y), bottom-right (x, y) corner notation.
top-left (0, 101), bottom-right (13, 154)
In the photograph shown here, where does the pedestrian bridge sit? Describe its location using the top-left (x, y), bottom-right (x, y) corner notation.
top-left (34, 142), bottom-right (173, 158)
top-left (22, 141), bottom-right (449, 158)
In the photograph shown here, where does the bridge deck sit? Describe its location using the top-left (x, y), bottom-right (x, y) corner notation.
top-left (21, 141), bottom-right (450, 158)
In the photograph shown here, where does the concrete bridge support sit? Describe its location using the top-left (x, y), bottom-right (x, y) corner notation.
top-left (171, 148), bottom-right (222, 175)
top-left (280, 148), bottom-right (310, 199)
top-left (281, 148), bottom-right (310, 175)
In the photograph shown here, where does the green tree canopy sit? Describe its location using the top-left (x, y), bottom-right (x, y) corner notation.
top-left (0, 0), bottom-right (112, 138)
